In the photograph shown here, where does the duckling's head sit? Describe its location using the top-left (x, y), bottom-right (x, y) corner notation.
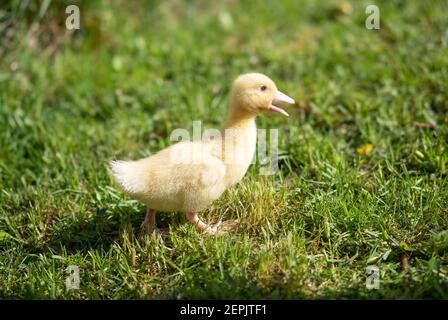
top-left (229, 73), bottom-right (295, 118)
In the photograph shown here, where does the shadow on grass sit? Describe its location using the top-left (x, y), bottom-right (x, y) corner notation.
top-left (40, 206), bottom-right (185, 253)
top-left (40, 207), bottom-right (142, 253)
top-left (163, 272), bottom-right (448, 299)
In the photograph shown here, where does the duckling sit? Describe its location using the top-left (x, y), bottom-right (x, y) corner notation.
top-left (110, 73), bottom-right (294, 235)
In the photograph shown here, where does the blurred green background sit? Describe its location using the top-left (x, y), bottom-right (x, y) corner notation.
top-left (0, 0), bottom-right (447, 299)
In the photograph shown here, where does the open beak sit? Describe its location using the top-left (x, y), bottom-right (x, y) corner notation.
top-left (268, 90), bottom-right (295, 117)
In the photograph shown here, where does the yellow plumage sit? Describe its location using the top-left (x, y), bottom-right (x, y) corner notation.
top-left (110, 73), bottom-right (294, 235)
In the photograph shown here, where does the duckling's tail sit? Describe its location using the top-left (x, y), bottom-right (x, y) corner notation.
top-left (110, 160), bottom-right (147, 195)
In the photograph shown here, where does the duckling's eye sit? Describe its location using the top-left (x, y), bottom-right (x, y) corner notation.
top-left (260, 85), bottom-right (267, 91)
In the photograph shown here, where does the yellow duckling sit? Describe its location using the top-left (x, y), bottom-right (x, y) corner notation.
top-left (110, 73), bottom-right (294, 235)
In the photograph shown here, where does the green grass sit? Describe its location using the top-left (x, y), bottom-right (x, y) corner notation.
top-left (0, 0), bottom-right (447, 299)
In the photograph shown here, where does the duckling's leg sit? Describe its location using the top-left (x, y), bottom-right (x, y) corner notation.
top-left (141, 208), bottom-right (156, 232)
top-left (186, 212), bottom-right (222, 236)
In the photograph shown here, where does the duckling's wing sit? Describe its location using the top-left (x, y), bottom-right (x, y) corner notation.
top-left (162, 141), bottom-right (226, 189)
top-left (173, 152), bottom-right (227, 212)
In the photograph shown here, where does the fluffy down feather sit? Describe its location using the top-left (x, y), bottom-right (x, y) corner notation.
top-left (110, 141), bottom-right (227, 213)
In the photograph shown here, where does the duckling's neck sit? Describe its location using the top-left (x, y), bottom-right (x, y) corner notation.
top-left (224, 105), bottom-right (257, 130)
top-left (219, 104), bottom-right (257, 187)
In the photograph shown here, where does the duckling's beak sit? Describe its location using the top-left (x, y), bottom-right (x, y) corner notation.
top-left (268, 90), bottom-right (295, 117)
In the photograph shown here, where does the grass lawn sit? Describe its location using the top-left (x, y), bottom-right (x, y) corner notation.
top-left (0, 0), bottom-right (447, 299)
